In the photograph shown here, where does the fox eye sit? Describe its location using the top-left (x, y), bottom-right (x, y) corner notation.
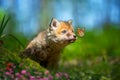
top-left (61, 30), bottom-right (67, 34)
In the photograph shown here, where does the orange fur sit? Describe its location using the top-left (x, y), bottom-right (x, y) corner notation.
top-left (20, 18), bottom-right (76, 69)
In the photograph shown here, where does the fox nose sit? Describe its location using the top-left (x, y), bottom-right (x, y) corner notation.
top-left (73, 35), bottom-right (76, 38)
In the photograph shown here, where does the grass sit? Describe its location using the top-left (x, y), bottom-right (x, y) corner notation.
top-left (0, 15), bottom-right (120, 80)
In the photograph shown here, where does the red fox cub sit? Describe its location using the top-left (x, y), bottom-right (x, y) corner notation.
top-left (20, 18), bottom-right (76, 69)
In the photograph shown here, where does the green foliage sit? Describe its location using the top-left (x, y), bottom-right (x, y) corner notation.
top-left (0, 15), bottom-right (9, 37)
top-left (0, 15), bottom-right (24, 50)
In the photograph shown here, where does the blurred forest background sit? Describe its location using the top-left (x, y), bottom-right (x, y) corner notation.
top-left (0, 0), bottom-right (120, 80)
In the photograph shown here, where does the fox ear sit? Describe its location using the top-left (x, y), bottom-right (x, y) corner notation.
top-left (50, 18), bottom-right (60, 29)
top-left (68, 20), bottom-right (72, 24)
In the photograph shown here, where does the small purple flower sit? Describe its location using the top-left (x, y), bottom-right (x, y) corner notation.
top-left (63, 73), bottom-right (69, 79)
top-left (5, 71), bottom-right (10, 75)
top-left (48, 75), bottom-right (53, 80)
top-left (18, 75), bottom-right (23, 78)
top-left (9, 68), bottom-right (14, 74)
top-left (42, 77), bottom-right (49, 80)
top-left (15, 72), bottom-right (20, 77)
top-left (55, 73), bottom-right (62, 78)
top-left (44, 70), bottom-right (49, 75)
top-left (21, 70), bottom-right (27, 75)
top-left (29, 76), bottom-right (35, 80)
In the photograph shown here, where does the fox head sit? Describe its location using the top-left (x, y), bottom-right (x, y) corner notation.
top-left (47, 18), bottom-right (76, 45)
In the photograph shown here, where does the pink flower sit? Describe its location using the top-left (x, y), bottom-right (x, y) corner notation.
top-left (29, 76), bottom-right (35, 80)
top-left (42, 77), bottom-right (49, 80)
top-left (55, 73), bottom-right (62, 78)
top-left (44, 70), bottom-right (49, 75)
top-left (48, 75), bottom-right (53, 80)
top-left (63, 73), bottom-right (69, 79)
top-left (15, 72), bottom-right (20, 77)
top-left (5, 71), bottom-right (10, 75)
top-left (9, 68), bottom-right (13, 74)
top-left (21, 70), bottom-right (27, 75)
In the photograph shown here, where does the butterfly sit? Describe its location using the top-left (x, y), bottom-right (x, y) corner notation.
top-left (77, 27), bottom-right (85, 37)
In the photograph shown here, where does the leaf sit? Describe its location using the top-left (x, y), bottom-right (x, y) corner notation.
top-left (0, 15), bottom-right (10, 37)
top-left (1, 34), bottom-right (24, 48)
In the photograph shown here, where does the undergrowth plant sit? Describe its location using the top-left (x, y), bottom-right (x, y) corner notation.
top-left (0, 15), bottom-right (24, 48)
